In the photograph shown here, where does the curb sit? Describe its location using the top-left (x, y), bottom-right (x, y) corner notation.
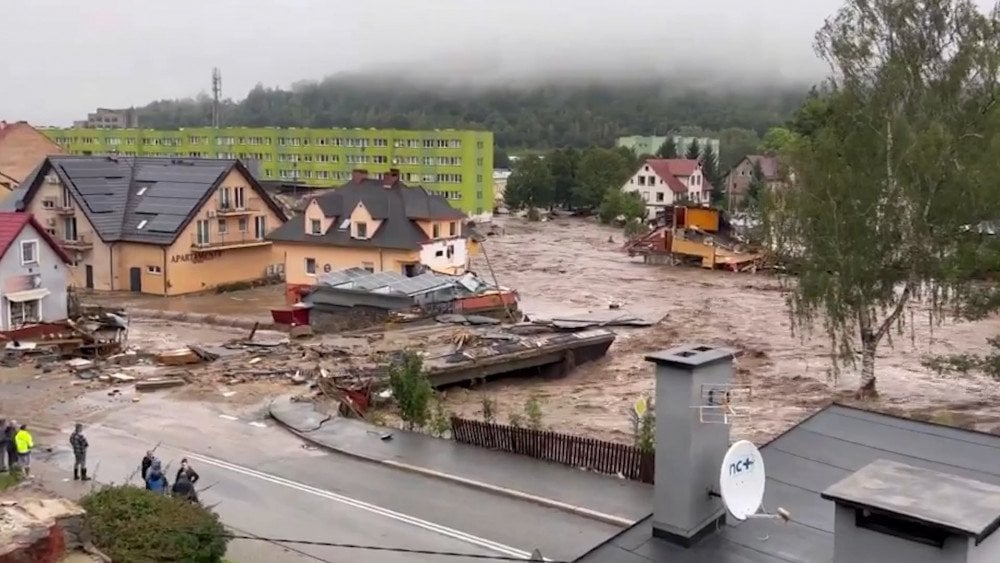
top-left (268, 406), bottom-right (635, 528)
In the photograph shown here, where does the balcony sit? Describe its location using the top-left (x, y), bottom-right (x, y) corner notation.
top-left (53, 205), bottom-right (76, 216)
top-left (60, 234), bottom-right (93, 250)
top-left (213, 203), bottom-right (254, 217)
top-left (191, 232), bottom-right (270, 252)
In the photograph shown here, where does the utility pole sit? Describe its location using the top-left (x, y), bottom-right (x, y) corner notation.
top-left (211, 67), bottom-right (222, 128)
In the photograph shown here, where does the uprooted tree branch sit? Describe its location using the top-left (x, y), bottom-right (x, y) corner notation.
top-left (769, 0), bottom-right (1000, 397)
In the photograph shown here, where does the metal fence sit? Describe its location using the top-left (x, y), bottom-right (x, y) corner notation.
top-left (450, 417), bottom-right (654, 483)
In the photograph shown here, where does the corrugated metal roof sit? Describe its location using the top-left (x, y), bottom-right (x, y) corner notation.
top-left (316, 268), bottom-right (457, 297)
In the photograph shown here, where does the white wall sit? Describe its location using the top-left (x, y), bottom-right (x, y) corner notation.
top-left (0, 222), bottom-right (69, 330)
top-left (623, 164), bottom-right (678, 219)
top-left (419, 237), bottom-right (468, 274)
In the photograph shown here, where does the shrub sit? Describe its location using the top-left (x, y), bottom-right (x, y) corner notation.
top-left (81, 486), bottom-right (228, 563)
top-left (387, 351), bottom-right (434, 429)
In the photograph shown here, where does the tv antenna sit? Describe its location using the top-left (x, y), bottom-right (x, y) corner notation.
top-left (211, 67), bottom-right (222, 128)
top-left (691, 382), bottom-right (752, 424)
top-left (717, 440), bottom-right (790, 523)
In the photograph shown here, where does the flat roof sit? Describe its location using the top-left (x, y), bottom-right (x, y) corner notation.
top-left (822, 459), bottom-right (1000, 541)
top-left (575, 404), bottom-right (1000, 562)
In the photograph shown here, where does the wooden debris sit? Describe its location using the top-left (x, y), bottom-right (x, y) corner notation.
top-left (136, 377), bottom-right (187, 392)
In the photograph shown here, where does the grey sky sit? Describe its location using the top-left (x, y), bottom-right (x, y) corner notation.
top-left (2, 0), bottom-right (992, 126)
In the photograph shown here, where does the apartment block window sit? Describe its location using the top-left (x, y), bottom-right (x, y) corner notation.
top-left (218, 218), bottom-right (228, 234)
top-left (476, 174), bottom-right (483, 183)
top-left (196, 220), bottom-right (210, 246)
top-left (477, 141), bottom-right (484, 149)
top-left (356, 222), bottom-right (368, 239)
top-left (20, 240), bottom-right (38, 265)
top-left (436, 139), bottom-right (449, 148)
top-left (423, 139), bottom-right (435, 148)
top-left (432, 224), bottom-right (441, 238)
top-left (476, 190), bottom-right (484, 200)
top-left (476, 157), bottom-right (484, 166)
top-left (373, 155), bottom-right (388, 164)
top-left (449, 139), bottom-right (461, 148)
top-left (408, 140), bottom-right (420, 148)
top-left (374, 138), bottom-right (388, 147)
top-left (305, 258), bottom-right (317, 275)
top-left (147, 265), bottom-right (162, 275)
top-left (311, 219), bottom-right (322, 234)
top-left (449, 222), bottom-right (457, 237)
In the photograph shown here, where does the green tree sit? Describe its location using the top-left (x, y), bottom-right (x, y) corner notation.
top-left (746, 161), bottom-right (766, 208)
top-left (700, 143), bottom-right (720, 186)
top-left (684, 138), bottom-right (702, 160)
top-left (718, 127), bottom-right (762, 172)
top-left (524, 395), bottom-right (544, 431)
top-left (82, 486), bottom-right (228, 562)
top-left (772, 0), bottom-right (1000, 397)
top-left (494, 147), bottom-right (512, 169)
top-left (598, 189), bottom-right (647, 224)
top-left (759, 127), bottom-right (797, 154)
top-left (573, 148), bottom-right (634, 209)
top-left (504, 155), bottom-right (555, 211)
top-left (656, 137), bottom-right (678, 158)
top-left (547, 148), bottom-right (580, 208)
top-left (388, 351), bottom-right (434, 429)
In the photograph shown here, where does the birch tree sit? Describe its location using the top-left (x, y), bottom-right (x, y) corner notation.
top-left (776, 0), bottom-right (1000, 397)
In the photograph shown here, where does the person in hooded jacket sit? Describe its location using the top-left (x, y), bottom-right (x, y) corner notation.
top-left (140, 451), bottom-right (156, 481)
top-left (171, 471), bottom-right (199, 504)
top-left (144, 460), bottom-right (169, 494)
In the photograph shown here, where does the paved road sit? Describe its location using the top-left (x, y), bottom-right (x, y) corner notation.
top-left (35, 393), bottom-right (619, 562)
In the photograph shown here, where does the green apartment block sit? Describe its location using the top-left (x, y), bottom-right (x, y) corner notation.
top-left (43, 127), bottom-right (494, 218)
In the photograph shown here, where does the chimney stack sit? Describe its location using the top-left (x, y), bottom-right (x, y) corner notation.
top-left (823, 459), bottom-right (1000, 563)
top-left (645, 344), bottom-right (734, 546)
top-left (351, 169), bottom-right (368, 184)
top-left (384, 168), bottom-right (400, 188)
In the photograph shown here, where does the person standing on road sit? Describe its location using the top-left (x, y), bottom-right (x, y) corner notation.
top-left (145, 460), bottom-right (168, 494)
top-left (14, 424), bottom-right (33, 477)
top-left (141, 450), bottom-right (156, 481)
top-left (175, 458), bottom-right (200, 485)
top-left (0, 419), bottom-right (8, 472)
top-left (2, 421), bottom-right (16, 473)
top-left (171, 471), bottom-right (199, 504)
top-left (69, 424), bottom-right (90, 481)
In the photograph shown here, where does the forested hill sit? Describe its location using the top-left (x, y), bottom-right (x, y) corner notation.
top-left (137, 75), bottom-right (807, 150)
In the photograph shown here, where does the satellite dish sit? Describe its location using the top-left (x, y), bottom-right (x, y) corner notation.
top-left (719, 440), bottom-right (765, 520)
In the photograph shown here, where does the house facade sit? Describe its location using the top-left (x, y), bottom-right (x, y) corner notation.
top-left (622, 159), bottom-right (713, 218)
top-left (0, 121), bottom-right (64, 196)
top-left (2, 156), bottom-right (287, 295)
top-left (0, 213), bottom-right (70, 331)
top-left (723, 155), bottom-right (788, 206)
top-left (268, 169), bottom-right (469, 298)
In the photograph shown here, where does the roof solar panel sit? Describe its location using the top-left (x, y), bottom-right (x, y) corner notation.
top-left (146, 214), bottom-right (186, 233)
top-left (148, 181), bottom-right (212, 198)
top-left (135, 198), bottom-right (199, 215)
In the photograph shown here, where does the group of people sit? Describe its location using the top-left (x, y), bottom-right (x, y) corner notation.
top-left (0, 419), bottom-right (35, 477)
top-left (141, 450), bottom-right (201, 503)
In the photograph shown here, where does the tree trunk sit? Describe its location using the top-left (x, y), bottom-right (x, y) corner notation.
top-left (856, 330), bottom-right (879, 400)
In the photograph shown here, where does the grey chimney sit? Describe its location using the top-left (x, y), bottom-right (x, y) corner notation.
top-left (645, 344), bottom-right (734, 546)
top-left (822, 459), bottom-right (1000, 563)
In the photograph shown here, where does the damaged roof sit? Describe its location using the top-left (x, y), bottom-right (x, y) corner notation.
top-left (3, 156), bottom-right (287, 245)
top-left (267, 177), bottom-right (465, 251)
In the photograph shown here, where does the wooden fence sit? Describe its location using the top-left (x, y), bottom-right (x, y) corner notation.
top-left (450, 417), bottom-right (655, 483)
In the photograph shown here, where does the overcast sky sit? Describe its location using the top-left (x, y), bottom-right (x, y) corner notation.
top-left (2, 0), bottom-right (994, 125)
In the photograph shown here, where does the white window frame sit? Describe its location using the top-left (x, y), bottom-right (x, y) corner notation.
top-left (310, 219), bottom-right (322, 235)
top-left (305, 257), bottom-right (317, 275)
top-left (20, 240), bottom-right (38, 265)
top-left (9, 298), bottom-right (42, 327)
top-left (146, 265), bottom-right (162, 275)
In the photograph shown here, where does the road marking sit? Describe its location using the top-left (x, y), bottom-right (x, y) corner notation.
top-left (248, 421), bottom-right (267, 428)
top-left (184, 452), bottom-right (538, 560)
top-left (218, 414), bottom-right (239, 421)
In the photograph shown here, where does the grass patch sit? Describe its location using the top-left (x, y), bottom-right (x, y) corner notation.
top-left (0, 471), bottom-right (22, 491)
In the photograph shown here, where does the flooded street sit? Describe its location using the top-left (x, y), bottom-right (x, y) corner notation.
top-left (455, 216), bottom-right (1000, 444)
top-left (79, 284), bottom-right (286, 323)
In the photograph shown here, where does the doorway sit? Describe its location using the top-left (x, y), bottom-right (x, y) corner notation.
top-left (129, 267), bottom-right (141, 292)
top-left (85, 265), bottom-right (94, 289)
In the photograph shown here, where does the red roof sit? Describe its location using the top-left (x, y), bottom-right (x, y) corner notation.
top-left (643, 159), bottom-right (701, 194)
top-left (0, 212), bottom-right (72, 264)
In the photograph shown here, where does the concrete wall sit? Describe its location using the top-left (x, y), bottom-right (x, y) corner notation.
top-left (309, 305), bottom-right (391, 332)
top-left (277, 242), bottom-right (418, 286)
top-left (419, 237), bottom-right (468, 274)
top-left (0, 222), bottom-right (68, 330)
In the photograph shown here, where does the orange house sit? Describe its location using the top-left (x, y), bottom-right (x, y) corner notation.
top-left (0, 121), bottom-right (65, 196)
top-left (2, 156), bottom-right (288, 295)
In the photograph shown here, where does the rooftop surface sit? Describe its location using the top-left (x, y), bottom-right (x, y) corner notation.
top-left (821, 459), bottom-right (1000, 540)
top-left (576, 404), bottom-right (1000, 562)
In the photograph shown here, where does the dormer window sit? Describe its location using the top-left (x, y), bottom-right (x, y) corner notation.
top-left (310, 219), bottom-right (322, 235)
top-left (356, 222), bottom-right (368, 239)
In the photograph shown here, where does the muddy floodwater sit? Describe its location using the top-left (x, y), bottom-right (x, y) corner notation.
top-left (452, 216), bottom-right (1000, 444)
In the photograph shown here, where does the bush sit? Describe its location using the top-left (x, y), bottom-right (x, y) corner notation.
top-left (387, 351), bottom-right (434, 429)
top-left (81, 486), bottom-right (228, 563)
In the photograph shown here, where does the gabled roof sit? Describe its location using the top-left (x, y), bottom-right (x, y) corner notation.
top-left (744, 155), bottom-right (781, 180)
top-left (643, 159), bottom-right (701, 194)
top-left (0, 121), bottom-right (64, 183)
top-left (267, 178), bottom-right (466, 250)
top-left (575, 403), bottom-right (1000, 562)
top-left (0, 212), bottom-right (71, 264)
top-left (4, 156), bottom-right (288, 246)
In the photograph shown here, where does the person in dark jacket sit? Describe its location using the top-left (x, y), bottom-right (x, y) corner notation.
top-left (0, 419), bottom-right (8, 472)
top-left (69, 423), bottom-right (90, 481)
top-left (3, 421), bottom-right (16, 473)
top-left (140, 450), bottom-right (156, 481)
top-left (171, 472), bottom-right (199, 504)
top-left (145, 460), bottom-right (168, 493)
top-left (175, 458), bottom-right (200, 485)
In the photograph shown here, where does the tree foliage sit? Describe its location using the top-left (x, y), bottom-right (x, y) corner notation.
top-left (685, 138), bottom-right (702, 160)
top-left (574, 148), bottom-right (635, 209)
top-left (656, 137), bottom-right (678, 158)
top-left (547, 148), bottom-right (581, 208)
top-left (772, 0), bottom-right (1000, 396)
top-left (598, 189), bottom-right (647, 225)
top-left (747, 161), bottom-right (767, 208)
top-left (759, 126), bottom-right (797, 154)
top-left (387, 351), bottom-right (434, 429)
top-left (718, 127), bottom-right (763, 174)
top-left (82, 486), bottom-right (228, 563)
top-left (136, 79), bottom-right (805, 151)
top-left (504, 155), bottom-right (555, 210)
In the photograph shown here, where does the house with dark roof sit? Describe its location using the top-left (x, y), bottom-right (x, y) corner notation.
top-left (573, 345), bottom-right (1000, 563)
top-left (0, 121), bottom-right (64, 196)
top-left (722, 154), bottom-right (792, 207)
top-left (0, 212), bottom-right (71, 331)
top-left (622, 159), bottom-right (713, 219)
top-left (267, 169), bottom-right (468, 298)
top-left (2, 155), bottom-right (288, 295)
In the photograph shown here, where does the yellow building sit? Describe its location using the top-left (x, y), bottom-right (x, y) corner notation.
top-left (268, 169), bottom-right (469, 300)
top-left (2, 156), bottom-right (287, 295)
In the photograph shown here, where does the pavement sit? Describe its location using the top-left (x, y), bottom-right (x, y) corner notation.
top-left (269, 397), bottom-right (653, 527)
top-left (20, 389), bottom-right (628, 563)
